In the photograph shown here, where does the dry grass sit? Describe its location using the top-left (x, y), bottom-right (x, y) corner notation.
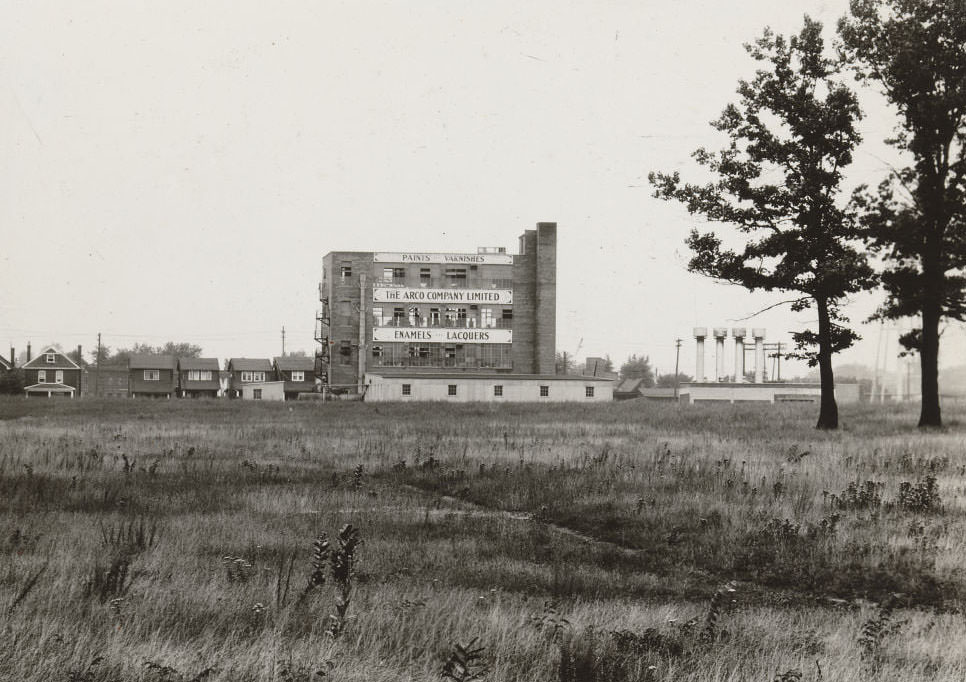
top-left (2, 397), bottom-right (966, 681)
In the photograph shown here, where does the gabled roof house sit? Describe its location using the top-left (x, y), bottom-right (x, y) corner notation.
top-left (22, 346), bottom-right (82, 398)
top-left (226, 358), bottom-right (274, 398)
top-left (129, 355), bottom-right (177, 398)
top-left (178, 357), bottom-right (221, 398)
top-left (273, 356), bottom-right (316, 400)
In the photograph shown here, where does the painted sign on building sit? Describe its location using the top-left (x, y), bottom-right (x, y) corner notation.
top-left (373, 252), bottom-right (514, 265)
top-left (373, 287), bottom-right (513, 304)
top-left (372, 328), bottom-right (513, 344)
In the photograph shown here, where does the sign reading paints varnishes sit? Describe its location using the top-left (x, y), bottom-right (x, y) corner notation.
top-left (372, 287), bottom-right (513, 304)
top-left (373, 252), bottom-right (514, 265)
top-left (372, 328), bottom-right (512, 343)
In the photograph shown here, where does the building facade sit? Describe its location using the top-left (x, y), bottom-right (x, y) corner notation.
top-left (316, 222), bottom-right (557, 394)
top-left (22, 346), bottom-right (82, 398)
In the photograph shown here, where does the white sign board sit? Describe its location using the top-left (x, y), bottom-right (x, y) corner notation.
top-left (372, 328), bottom-right (512, 344)
top-left (374, 252), bottom-right (513, 265)
top-left (372, 287), bottom-right (512, 305)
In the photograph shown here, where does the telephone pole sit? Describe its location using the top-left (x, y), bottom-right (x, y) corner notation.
top-left (673, 338), bottom-right (682, 398)
top-left (95, 332), bottom-right (102, 396)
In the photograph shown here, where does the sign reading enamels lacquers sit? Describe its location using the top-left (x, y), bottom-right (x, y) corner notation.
top-left (372, 328), bottom-right (512, 343)
top-left (373, 252), bottom-right (514, 265)
top-left (373, 287), bottom-right (513, 304)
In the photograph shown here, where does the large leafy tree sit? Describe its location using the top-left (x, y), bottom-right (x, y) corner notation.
top-left (650, 18), bottom-right (874, 429)
top-left (620, 354), bottom-right (654, 386)
top-left (839, 0), bottom-right (966, 427)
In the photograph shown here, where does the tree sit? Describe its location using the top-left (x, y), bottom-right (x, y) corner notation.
top-left (0, 369), bottom-right (25, 395)
top-left (650, 18), bottom-right (874, 429)
top-left (620, 354), bottom-right (655, 386)
top-left (656, 372), bottom-right (693, 388)
top-left (555, 352), bottom-right (575, 375)
top-left (839, 0), bottom-right (966, 427)
top-left (97, 341), bottom-right (203, 366)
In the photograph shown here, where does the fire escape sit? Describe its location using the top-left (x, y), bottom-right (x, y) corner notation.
top-left (314, 281), bottom-right (330, 387)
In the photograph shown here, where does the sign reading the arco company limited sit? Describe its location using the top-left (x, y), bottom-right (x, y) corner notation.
top-left (372, 328), bottom-right (512, 344)
top-left (373, 252), bottom-right (513, 265)
top-left (373, 287), bottom-right (512, 305)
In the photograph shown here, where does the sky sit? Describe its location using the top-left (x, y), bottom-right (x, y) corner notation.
top-left (1, 1), bottom-right (962, 379)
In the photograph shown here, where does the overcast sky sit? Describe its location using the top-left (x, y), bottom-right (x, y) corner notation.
top-left (2, 1), bottom-right (961, 378)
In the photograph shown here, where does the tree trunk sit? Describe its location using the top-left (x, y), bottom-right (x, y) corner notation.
top-left (918, 282), bottom-right (942, 428)
top-left (815, 297), bottom-right (839, 430)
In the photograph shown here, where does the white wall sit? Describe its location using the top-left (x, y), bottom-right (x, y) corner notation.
top-left (366, 375), bottom-right (613, 402)
top-left (240, 381), bottom-right (285, 401)
top-left (679, 382), bottom-right (860, 404)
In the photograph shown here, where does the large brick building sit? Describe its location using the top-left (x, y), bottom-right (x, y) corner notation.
top-left (316, 222), bottom-right (559, 395)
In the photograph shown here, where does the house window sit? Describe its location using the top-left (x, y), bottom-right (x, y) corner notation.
top-left (38, 370), bottom-right (46, 383)
top-left (585, 386), bottom-right (595, 398)
top-left (401, 383), bottom-right (411, 396)
top-left (494, 385), bottom-right (503, 397)
top-left (291, 371), bottom-right (305, 382)
top-left (253, 389), bottom-right (262, 400)
top-left (56, 370), bottom-right (64, 384)
top-left (188, 370), bottom-right (212, 381)
top-left (46, 353), bottom-right (55, 363)
top-left (448, 384), bottom-right (457, 396)
top-left (540, 385), bottom-right (549, 397)
top-left (241, 371), bottom-right (265, 382)
top-left (144, 370), bottom-right (160, 381)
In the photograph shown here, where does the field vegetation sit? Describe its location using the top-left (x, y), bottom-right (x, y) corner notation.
top-left (2, 398), bottom-right (966, 681)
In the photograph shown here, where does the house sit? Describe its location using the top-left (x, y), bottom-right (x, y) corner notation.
top-left (238, 381), bottom-right (286, 401)
top-left (273, 356), bottom-right (316, 400)
top-left (22, 346), bottom-right (82, 398)
top-left (178, 357), bottom-right (221, 398)
top-left (226, 358), bottom-right (274, 398)
top-left (129, 355), bottom-right (177, 398)
top-left (0, 353), bottom-right (12, 373)
top-left (82, 367), bottom-right (130, 398)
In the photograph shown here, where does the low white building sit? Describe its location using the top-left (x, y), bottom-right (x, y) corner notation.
top-left (364, 373), bottom-right (614, 402)
top-left (678, 382), bottom-right (860, 404)
top-left (238, 381), bottom-right (285, 401)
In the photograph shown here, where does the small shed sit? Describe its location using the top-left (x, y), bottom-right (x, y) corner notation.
top-left (238, 381), bottom-right (285, 401)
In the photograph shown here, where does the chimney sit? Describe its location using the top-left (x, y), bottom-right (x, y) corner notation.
top-left (26, 343), bottom-right (31, 363)
top-left (77, 345), bottom-right (83, 365)
top-left (9, 347), bottom-right (14, 367)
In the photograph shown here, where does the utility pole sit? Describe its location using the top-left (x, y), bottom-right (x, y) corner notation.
top-left (95, 332), bottom-right (102, 396)
top-left (281, 326), bottom-right (286, 356)
top-left (673, 338), bottom-right (682, 399)
top-left (357, 273), bottom-right (367, 394)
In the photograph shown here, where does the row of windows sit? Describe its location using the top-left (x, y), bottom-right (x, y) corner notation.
top-left (371, 343), bottom-right (512, 369)
top-left (372, 306), bottom-right (512, 328)
top-left (37, 370), bottom-right (64, 383)
top-left (400, 384), bottom-right (596, 398)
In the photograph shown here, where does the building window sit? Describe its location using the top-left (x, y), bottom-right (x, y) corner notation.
top-left (382, 267), bottom-right (394, 281)
top-left (291, 371), bottom-right (305, 382)
top-left (253, 389), bottom-right (262, 400)
top-left (393, 307), bottom-right (406, 325)
top-left (502, 309), bottom-right (513, 324)
top-left (429, 308), bottom-right (440, 326)
top-left (56, 370), bottom-right (64, 384)
top-left (401, 383), bottom-right (411, 396)
top-left (408, 306), bottom-right (420, 327)
top-left (445, 268), bottom-right (467, 284)
top-left (241, 371), bottom-right (265, 382)
top-left (372, 345), bottom-right (383, 358)
top-left (144, 370), bottom-right (160, 381)
top-left (480, 307), bottom-right (495, 328)
top-left (540, 385), bottom-right (549, 397)
top-left (448, 384), bottom-right (457, 396)
top-left (393, 267), bottom-right (405, 280)
top-left (420, 267), bottom-right (431, 284)
top-left (188, 370), bottom-right (212, 381)
top-left (340, 263), bottom-right (352, 280)
top-left (372, 306), bottom-right (385, 326)
top-left (46, 353), bottom-right (55, 363)
top-left (585, 386), bottom-right (595, 398)
top-left (494, 385), bottom-right (503, 397)
top-left (38, 370), bottom-right (46, 383)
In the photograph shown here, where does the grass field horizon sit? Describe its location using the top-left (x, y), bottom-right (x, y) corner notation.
top-left (3, 397), bottom-right (965, 681)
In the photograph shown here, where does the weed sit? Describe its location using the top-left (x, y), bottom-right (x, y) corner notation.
top-left (327, 523), bottom-right (361, 638)
top-left (702, 581), bottom-right (736, 642)
top-left (858, 594), bottom-right (903, 664)
top-left (442, 638), bottom-right (488, 681)
top-left (896, 477), bottom-right (942, 513)
top-left (83, 554), bottom-right (134, 602)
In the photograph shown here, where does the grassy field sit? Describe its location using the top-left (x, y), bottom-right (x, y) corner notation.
top-left (2, 397), bottom-right (965, 681)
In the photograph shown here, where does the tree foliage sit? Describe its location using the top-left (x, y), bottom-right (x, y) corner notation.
top-left (620, 354), bottom-right (654, 386)
top-left (95, 342), bottom-right (203, 366)
top-left (650, 17), bottom-right (874, 429)
top-left (656, 372), bottom-right (693, 388)
top-left (839, 0), bottom-right (966, 427)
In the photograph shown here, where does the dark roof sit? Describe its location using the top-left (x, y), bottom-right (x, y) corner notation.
top-left (230, 358), bottom-right (273, 372)
top-left (274, 356), bottom-right (315, 371)
top-left (22, 347), bottom-right (81, 370)
top-left (128, 354), bottom-right (177, 370)
top-left (615, 378), bottom-right (647, 394)
top-left (367, 372), bottom-right (614, 382)
top-left (179, 357), bottom-right (220, 371)
top-left (0, 356), bottom-right (12, 370)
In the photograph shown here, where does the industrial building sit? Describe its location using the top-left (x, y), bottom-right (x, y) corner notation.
top-left (316, 222), bottom-right (604, 401)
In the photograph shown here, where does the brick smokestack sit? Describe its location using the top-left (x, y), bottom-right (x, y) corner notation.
top-left (77, 345), bottom-right (82, 365)
top-left (9, 347), bottom-right (14, 367)
top-left (26, 343), bottom-right (31, 363)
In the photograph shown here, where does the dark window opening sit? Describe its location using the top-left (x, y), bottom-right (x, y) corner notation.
top-left (585, 386), bottom-right (595, 398)
top-left (540, 385), bottom-right (549, 397)
top-left (448, 384), bottom-right (457, 396)
top-left (494, 385), bottom-right (503, 396)
top-left (402, 384), bottom-right (411, 396)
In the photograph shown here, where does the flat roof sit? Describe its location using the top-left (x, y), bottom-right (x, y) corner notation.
top-left (368, 372), bottom-right (613, 382)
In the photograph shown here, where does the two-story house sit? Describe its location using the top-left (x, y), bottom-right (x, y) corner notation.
top-left (22, 346), bottom-right (82, 398)
top-left (273, 356), bottom-right (316, 400)
top-left (129, 355), bottom-right (177, 398)
top-left (178, 358), bottom-right (221, 398)
top-left (226, 358), bottom-right (274, 398)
